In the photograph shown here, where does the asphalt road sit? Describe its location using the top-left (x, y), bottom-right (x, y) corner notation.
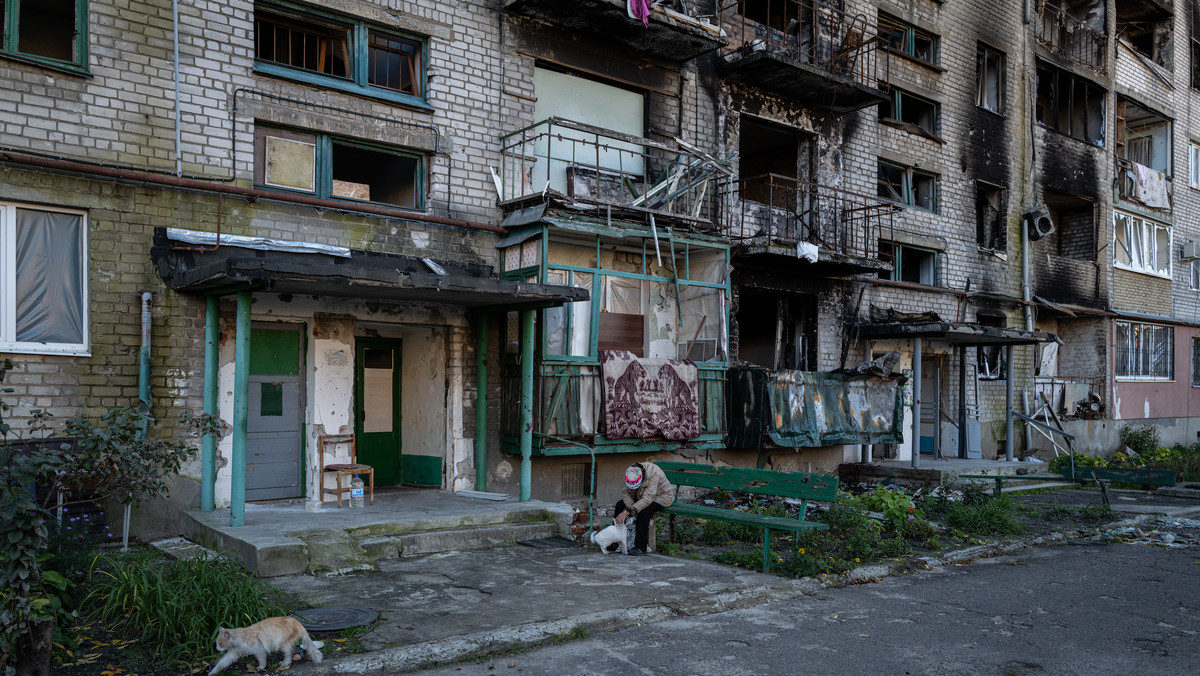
top-left (416, 538), bottom-right (1200, 676)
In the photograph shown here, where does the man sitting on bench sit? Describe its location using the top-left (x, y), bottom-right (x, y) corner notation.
top-left (615, 463), bottom-right (674, 556)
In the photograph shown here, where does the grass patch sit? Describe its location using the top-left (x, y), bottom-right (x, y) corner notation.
top-left (81, 550), bottom-right (294, 671)
top-left (943, 496), bottom-right (1025, 536)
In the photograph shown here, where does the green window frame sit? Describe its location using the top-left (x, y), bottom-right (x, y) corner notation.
top-left (880, 85), bottom-right (940, 138)
top-left (254, 1), bottom-right (429, 109)
top-left (254, 125), bottom-right (425, 210)
top-left (0, 0), bottom-right (90, 74)
top-left (877, 160), bottom-right (938, 213)
top-left (878, 13), bottom-right (938, 64)
top-left (879, 242), bottom-right (937, 286)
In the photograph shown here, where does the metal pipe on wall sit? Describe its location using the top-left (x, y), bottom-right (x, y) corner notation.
top-left (475, 315), bottom-right (488, 491)
top-left (172, 0), bottom-right (181, 176)
top-left (201, 296), bottom-right (218, 511)
top-left (1006, 345), bottom-right (1015, 462)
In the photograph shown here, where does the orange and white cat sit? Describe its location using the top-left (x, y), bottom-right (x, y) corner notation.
top-left (209, 616), bottom-right (323, 675)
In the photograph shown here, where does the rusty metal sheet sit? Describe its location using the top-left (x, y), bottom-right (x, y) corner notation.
top-left (767, 370), bottom-right (906, 447)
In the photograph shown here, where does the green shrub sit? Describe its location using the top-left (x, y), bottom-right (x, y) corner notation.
top-left (84, 552), bottom-right (293, 668)
top-left (860, 488), bottom-right (924, 527)
top-left (1119, 424), bottom-right (1161, 456)
top-left (1048, 452), bottom-right (1107, 474)
top-left (699, 519), bottom-right (731, 544)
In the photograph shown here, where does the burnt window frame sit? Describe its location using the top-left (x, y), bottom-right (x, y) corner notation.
top-left (0, 0), bottom-right (90, 75)
top-left (878, 13), bottom-right (939, 66)
top-left (879, 85), bottom-right (941, 140)
top-left (253, 125), bottom-right (426, 211)
top-left (1192, 1), bottom-right (1200, 90)
top-left (255, 1), bottom-right (430, 109)
top-left (976, 43), bottom-right (1005, 113)
top-left (1035, 61), bottom-right (1106, 146)
top-left (877, 159), bottom-right (938, 213)
top-left (880, 242), bottom-right (938, 286)
top-left (976, 181), bottom-right (1007, 252)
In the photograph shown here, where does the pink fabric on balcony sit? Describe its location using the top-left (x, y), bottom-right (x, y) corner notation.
top-left (628, 0), bottom-right (652, 27)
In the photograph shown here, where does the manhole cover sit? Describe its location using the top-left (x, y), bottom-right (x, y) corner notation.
top-left (518, 536), bottom-right (579, 549)
top-left (292, 606), bottom-right (379, 632)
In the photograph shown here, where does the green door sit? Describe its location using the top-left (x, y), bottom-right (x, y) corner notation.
top-left (355, 339), bottom-right (402, 485)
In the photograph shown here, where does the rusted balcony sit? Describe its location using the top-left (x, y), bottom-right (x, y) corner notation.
top-left (1036, 0), bottom-right (1107, 73)
top-left (503, 0), bottom-right (727, 62)
top-left (717, 0), bottom-right (887, 112)
top-left (723, 174), bottom-right (895, 275)
top-left (498, 117), bottom-right (728, 225)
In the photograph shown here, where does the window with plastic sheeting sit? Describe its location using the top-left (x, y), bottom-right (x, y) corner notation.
top-left (0, 203), bottom-right (88, 355)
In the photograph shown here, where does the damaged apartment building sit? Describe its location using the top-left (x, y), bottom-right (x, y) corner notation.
top-left (2, 0), bottom-right (1199, 534)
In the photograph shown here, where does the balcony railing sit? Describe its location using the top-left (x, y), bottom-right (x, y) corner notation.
top-left (719, 0), bottom-right (881, 91)
top-left (1036, 0), bottom-right (1107, 73)
top-left (1115, 156), bottom-right (1172, 210)
top-left (498, 117), bottom-right (728, 223)
top-left (722, 174), bottom-right (895, 261)
top-left (1035, 376), bottom-right (1104, 418)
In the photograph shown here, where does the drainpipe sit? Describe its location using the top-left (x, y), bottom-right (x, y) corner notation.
top-left (475, 315), bottom-right (488, 491)
top-left (127, 291), bottom-right (153, 550)
top-left (911, 338), bottom-right (922, 470)
top-left (172, 0), bottom-right (181, 176)
top-left (1005, 345), bottom-right (1015, 462)
top-left (518, 309), bottom-right (535, 502)
top-left (230, 291), bottom-right (251, 527)
top-left (201, 296), bottom-right (218, 511)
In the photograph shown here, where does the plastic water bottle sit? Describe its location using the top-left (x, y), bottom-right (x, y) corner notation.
top-left (350, 475), bottom-right (365, 508)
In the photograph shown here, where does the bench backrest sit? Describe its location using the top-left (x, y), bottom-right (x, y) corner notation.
top-left (1058, 466), bottom-right (1177, 486)
top-left (654, 461), bottom-right (839, 502)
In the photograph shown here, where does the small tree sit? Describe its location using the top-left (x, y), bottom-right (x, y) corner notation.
top-left (0, 359), bottom-right (223, 673)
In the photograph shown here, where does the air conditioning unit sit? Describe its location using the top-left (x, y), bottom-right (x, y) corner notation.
top-left (1024, 205), bottom-right (1055, 241)
top-left (1182, 242), bottom-right (1200, 260)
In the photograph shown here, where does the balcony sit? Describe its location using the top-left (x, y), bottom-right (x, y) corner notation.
top-left (1035, 0), bottom-right (1107, 73)
top-left (503, 0), bottom-right (727, 62)
top-left (723, 174), bottom-right (896, 275)
top-left (717, 0), bottom-right (887, 112)
top-left (1115, 157), bottom-right (1171, 211)
top-left (498, 117), bottom-right (728, 226)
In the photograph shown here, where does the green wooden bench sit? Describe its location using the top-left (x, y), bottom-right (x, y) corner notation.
top-left (959, 467), bottom-right (1177, 507)
top-left (653, 461), bottom-right (839, 573)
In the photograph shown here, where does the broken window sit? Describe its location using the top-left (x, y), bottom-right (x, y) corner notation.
top-left (739, 117), bottom-right (807, 207)
top-left (1043, 190), bottom-right (1095, 260)
top-left (1114, 211), bottom-right (1171, 276)
top-left (1190, 142), bottom-right (1200, 189)
top-left (1035, 61), bottom-right (1105, 146)
top-left (880, 86), bottom-right (940, 139)
top-left (878, 13), bottom-right (938, 64)
top-left (1116, 321), bottom-right (1173, 380)
top-left (254, 126), bottom-right (424, 209)
top-left (880, 242), bottom-right (937, 286)
top-left (877, 160), bottom-right (937, 212)
top-left (0, 202), bottom-right (89, 355)
top-left (256, 3), bottom-right (426, 103)
top-left (1116, 97), bottom-right (1171, 173)
top-left (1192, 2), bottom-right (1200, 89)
top-left (738, 0), bottom-right (797, 32)
top-left (976, 44), bottom-right (1004, 113)
top-left (736, 292), bottom-right (817, 371)
top-left (976, 182), bottom-right (1006, 252)
top-left (0, 0), bottom-right (86, 70)
top-left (1117, 0), bottom-right (1173, 68)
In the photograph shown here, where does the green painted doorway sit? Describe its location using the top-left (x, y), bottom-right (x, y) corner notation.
top-left (355, 339), bottom-right (403, 485)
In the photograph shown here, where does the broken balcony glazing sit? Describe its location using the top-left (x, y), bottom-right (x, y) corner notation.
top-left (498, 118), bottom-right (728, 225)
top-left (1035, 0), bottom-right (1107, 73)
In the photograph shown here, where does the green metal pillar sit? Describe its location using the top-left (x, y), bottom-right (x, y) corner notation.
top-left (519, 309), bottom-right (535, 502)
top-left (231, 290), bottom-right (251, 527)
top-left (475, 314), bottom-right (488, 491)
top-left (201, 295), bottom-right (218, 512)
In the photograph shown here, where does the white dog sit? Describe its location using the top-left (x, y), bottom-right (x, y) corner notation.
top-left (589, 522), bottom-right (629, 554)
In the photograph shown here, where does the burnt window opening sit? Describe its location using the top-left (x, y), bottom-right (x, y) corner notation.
top-left (738, 0), bottom-right (800, 32)
top-left (1116, 97), bottom-right (1172, 174)
top-left (254, 126), bottom-right (424, 210)
top-left (1192, 2), bottom-right (1200, 89)
top-left (739, 117), bottom-right (809, 208)
top-left (976, 312), bottom-right (1007, 380)
top-left (977, 44), bottom-right (1004, 113)
top-left (879, 13), bottom-right (938, 64)
top-left (879, 242), bottom-right (937, 286)
top-left (1, 0), bottom-right (84, 69)
top-left (736, 292), bottom-right (817, 371)
top-left (976, 182), bottom-right (1007, 252)
top-left (880, 86), bottom-right (940, 140)
top-left (1043, 189), bottom-right (1096, 261)
top-left (877, 160), bottom-right (937, 212)
top-left (1117, 0), bottom-right (1173, 68)
top-left (1036, 0), bottom-right (1107, 72)
top-left (1035, 61), bottom-right (1105, 146)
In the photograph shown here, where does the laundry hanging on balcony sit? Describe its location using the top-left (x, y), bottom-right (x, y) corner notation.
top-left (627, 0), bottom-right (652, 27)
top-left (767, 370), bottom-right (906, 447)
top-left (1132, 163), bottom-right (1170, 209)
top-left (601, 350), bottom-right (700, 440)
